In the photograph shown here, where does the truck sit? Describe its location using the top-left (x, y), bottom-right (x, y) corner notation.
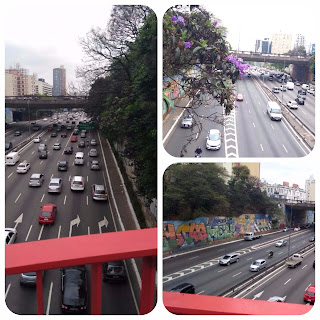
top-left (286, 253), bottom-right (303, 268)
top-left (244, 232), bottom-right (262, 241)
top-left (286, 81), bottom-right (294, 90)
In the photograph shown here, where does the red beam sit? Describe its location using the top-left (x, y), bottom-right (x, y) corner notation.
top-left (36, 270), bottom-right (44, 315)
top-left (139, 256), bottom-right (157, 314)
top-left (91, 263), bottom-right (102, 315)
top-left (6, 228), bottom-right (157, 275)
top-left (163, 292), bottom-right (313, 315)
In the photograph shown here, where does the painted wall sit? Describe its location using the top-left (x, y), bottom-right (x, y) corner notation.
top-left (163, 214), bottom-right (272, 252)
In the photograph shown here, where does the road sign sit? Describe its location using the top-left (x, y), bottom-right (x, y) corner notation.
top-left (78, 122), bottom-right (94, 130)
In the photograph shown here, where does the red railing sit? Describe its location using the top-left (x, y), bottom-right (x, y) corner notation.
top-left (163, 292), bottom-right (313, 315)
top-left (5, 228), bottom-right (157, 315)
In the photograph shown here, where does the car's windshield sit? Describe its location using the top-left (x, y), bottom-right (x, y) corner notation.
top-left (271, 109), bottom-right (281, 114)
top-left (209, 133), bottom-right (220, 141)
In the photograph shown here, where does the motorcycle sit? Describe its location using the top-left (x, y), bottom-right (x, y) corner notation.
top-left (195, 153), bottom-right (202, 158)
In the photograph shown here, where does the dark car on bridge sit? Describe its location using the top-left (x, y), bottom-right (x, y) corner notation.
top-left (14, 131), bottom-right (22, 136)
top-left (64, 146), bottom-right (73, 154)
top-left (5, 142), bottom-right (13, 151)
top-left (170, 283), bottom-right (195, 294)
top-left (295, 97), bottom-right (304, 105)
top-left (61, 265), bottom-right (88, 313)
top-left (39, 151), bottom-right (48, 159)
top-left (102, 261), bottom-right (127, 282)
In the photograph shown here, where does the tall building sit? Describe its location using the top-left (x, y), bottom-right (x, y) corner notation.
top-left (35, 78), bottom-right (53, 96)
top-left (305, 175), bottom-right (315, 202)
top-left (52, 65), bottom-right (66, 96)
top-left (271, 34), bottom-right (292, 54)
top-left (5, 64), bottom-right (36, 96)
top-left (294, 34), bottom-right (305, 48)
top-left (255, 38), bottom-right (271, 54)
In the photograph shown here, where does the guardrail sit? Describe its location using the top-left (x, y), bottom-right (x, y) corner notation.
top-left (219, 243), bottom-right (315, 298)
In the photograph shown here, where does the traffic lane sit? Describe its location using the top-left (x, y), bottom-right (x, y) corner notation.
top-left (164, 104), bottom-right (225, 157)
top-left (163, 237), bottom-right (314, 296)
top-left (163, 230), bottom-right (314, 276)
top-left (243, 251), bottom-right (315, 304)
top-left (238, 78), bottom-right (307, 157)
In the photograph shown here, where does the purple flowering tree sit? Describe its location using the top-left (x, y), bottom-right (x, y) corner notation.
top-left (164, 6), bottom-right (248, 116)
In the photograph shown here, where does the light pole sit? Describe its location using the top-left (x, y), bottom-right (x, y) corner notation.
top-left (27, 99), bottom-right (31, 138)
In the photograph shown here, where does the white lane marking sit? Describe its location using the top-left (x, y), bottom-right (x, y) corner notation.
top-left (87, 176), bottom-right (88, 182)
top-left (197, 290), bottom-right (205, 295)
top-left (64, 195), bottom-right (67, 205)
top-left (258, 101), bottom-right (260, 105)
top-left (195, 132), bottom-right (199, 139)
top-left (32, 151), bottom-right (35, 154)
top-left (38, 224), bottom-right (44, 240)
top-left (87, 196), bottom-right (89, 206)
top-left (302, 241), bottom-right (305, 244)
top-left (88, 226), bottom-right (90, 235)
top-left (301, 110), bottom-right (306, 115)
top-left (260, 144), bottom-right (264, 151)
top-left (292, 246), bottom-right (296, 248)
top-left (7, 172), bottom-right (13, 179)
top-left (278, 251), bottom-right (283, 255)
top-left (40, 194), bottom-right (45, 202)
top-left (233, 272), bottom-right (242, 277)
top-left (69, 175), bottom-right (71, 181)
top-left (51, 173), bottom-right (53, 179)
top-left (72, 162), bottom-right (74, 166)
top-left (252, 122), bottom-right (255, 128)
top-left (5, 283), bottom-right (11, 299)
top-left (302, 265), bottom-right (307, 270)
top-left (25, 225), bottom-right (33, 241)
top-left (189, 256), bottom-right (199, 260)
top-left (284, 278), bottom-right (291, 285)
top-left (46, 282), bottom-right (53, 315)
top-left (283, 145), bottom-right (288, 153)
top-left (218, 248), bottom-right (224, 251)
top-left (246, 257), bottom-right (253, 261)
top-left (305, 284), bottom-right (312, 291)
top-left (15, 193), bottom-right (21, 203)
top-left (57, 226), bottom-right (61, 238)
top-left (218, 268), bottom-right (227, 273)
top-left (271, 124), bottom-right (274, 130)
top-left (248, 109), bottom-right (251, 114)
top-left (40, 160), bottom-right (43, 164)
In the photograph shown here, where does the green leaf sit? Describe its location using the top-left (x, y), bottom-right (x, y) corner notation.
top-left (192, 46), bottom-right (202, 54)
top-left (175, 47), bottom-right (181, 62)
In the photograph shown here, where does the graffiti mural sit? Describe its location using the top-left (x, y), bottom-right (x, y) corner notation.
top-left (163, 214), bottom-right (272, 252)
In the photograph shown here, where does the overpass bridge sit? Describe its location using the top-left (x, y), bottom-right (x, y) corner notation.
top-left (5, 96), bottom-right (89, 110)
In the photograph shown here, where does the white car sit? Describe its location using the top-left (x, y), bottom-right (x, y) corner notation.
top-left (5, 228), bottom-right (17, 245)
top-left (294, 227), bottom-right (300, 231)
top-left (71, 176), bottom-right (85, 191)
top-left (16, 161), bottom-right (31, 173)
top-left (250, 259), bottom-right (267, 272)
top-left (33, 136), bottom-right (41, 143)
top-left (43, 118), bottom-right (48, 121)
top-left (287, 101), bottom-right (298, 109)
top-left (307, 88), bottom-right (315, 95)
top-left (206, 129), bottom-right (221, 150)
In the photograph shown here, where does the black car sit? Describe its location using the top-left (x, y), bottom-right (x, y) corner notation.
top-left (295, 97), bottom-right (304, 105)
top-left (51, 132), bottom-right (57, 137)
top-left (61, 124), bottom-right (65, 129)
top-left (61, 133), bottom-right (67, 138)
top-left (61, 266), bottom-right (88, 313)
top-left (73, 130), bottom-right (79, 136)
top-left (64, 146), bottom-right (73, 154)
top-left (5, 142), bottom-right (13, 151)
top-left (14, 131), bottom-right (22, 136)
top-left (72, 121), bottom-right (76, 124)
top-left (298, 89), bottom-right (306, 95)
top-left (78, 141), bottom-right (85, 148)
top-left (170, 283), bottom-right (195, 294)
top-left (103, 261), bottom-right (127, 282)
top-left (39, 151), bottom-right (48, 159)
top-left (58, 161), bottom-right (68, 171)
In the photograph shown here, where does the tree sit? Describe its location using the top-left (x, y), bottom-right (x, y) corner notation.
top-left (285, 45), bottom-right (307, 57)
top-left (309, 52), bottom-right (315, 77)
top-left (80, 8), bottom-right (157, 202)
top-left (163, 163), bottom-right (229, 220)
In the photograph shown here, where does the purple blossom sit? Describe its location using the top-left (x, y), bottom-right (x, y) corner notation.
top-left (184, 41), bottom-right (192, 49)
top-left (226, 55), bottom-right (250, 75)
top-left (171, 15), bottom-right (185, 26)
top-left (213, 21), bottom-right (218, 27)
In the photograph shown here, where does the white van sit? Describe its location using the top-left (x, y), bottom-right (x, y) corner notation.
top-left (6, 152), bottom-right (20, 165)
top-left (267, 101), bottom-right (282, 121)
top-left (301, 84), bottom-right (309, 90)
top-left (280, 84), bottom-right (287, 91)
top-left (74, 152), bottom-right (84, 165)
top-left (286, 81), bottom-right (294, 90)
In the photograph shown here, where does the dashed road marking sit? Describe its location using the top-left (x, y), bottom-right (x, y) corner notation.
top-left (15, 193), bottom-right (21, 203)
top-left (5, 283), bottom-right (11, 299)
top-left (38, 224), bottom-right (44, 240)
top-left (284, 278), bottom-right (291, 285)
top-left (233, 272), bottom-right (241, 277)
top-left (260, 144), bottom-right (264, 151)
top-left (25, 225), bottom-right (33, 241)
top-left (40, 194), bottom-right (45, 202)
top-left (283, 145), bottom-right (288, 153)
top-left (7, 173), bottom-right (13, 179)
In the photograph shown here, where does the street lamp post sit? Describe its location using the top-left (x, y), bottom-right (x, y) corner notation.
top-left (27, 99), bottom-right (31, 138)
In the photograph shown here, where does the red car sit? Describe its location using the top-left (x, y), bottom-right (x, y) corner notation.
top-left (39, 203), bottom-right (57, 225)
top-left (47, 126), bottom-right (53, 131)
top-left (236, 93), bottom-right (244, 101)
top-left (70, 135), bottom-right (77, 142)
top-left (304, 285), bottom-right (315, 303)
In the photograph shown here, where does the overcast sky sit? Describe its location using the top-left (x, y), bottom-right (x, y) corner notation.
top-left (3, 1), bottom-right (316, 88)
top-left (260, 162), bottom-right (314, 189)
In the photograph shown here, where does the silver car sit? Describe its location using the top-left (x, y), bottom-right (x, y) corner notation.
top-left (180, 114), bottom-right (194, 128)
top-left (267, 296), bottom-right (286, 302)
top-left (89, 149), bottom-right (98, 157)
top-left (219, 253), bottom-right (240, 265)
top-left (29, 173), bottom-right (44, 187)
top-left (53, 142), bottom-right (61, 150)
top-left (5, 228), bottom-right (17, 245)
top-left (250, 259), bottom-right (267, 272)
top-left (20, 271), bottom-right (44, 286)
top-left (91, 184), bottom-right (108, 200)
top-left (275, 239), bottom-right (287, 247)
top-left (48, 178), bottom-right (62, 193)
top-left (90, 139), bottom-right (97, 146)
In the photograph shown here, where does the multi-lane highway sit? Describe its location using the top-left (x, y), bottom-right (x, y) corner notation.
top-left (5, 113), bottom-right (138, 315)
top-left (163, 229), bottom-right (315, 304)
top-left (164, 72), bottom-right (313, 158)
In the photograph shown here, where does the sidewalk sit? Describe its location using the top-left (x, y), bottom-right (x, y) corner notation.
top-left (163, 96), bottom-right (192, 145)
